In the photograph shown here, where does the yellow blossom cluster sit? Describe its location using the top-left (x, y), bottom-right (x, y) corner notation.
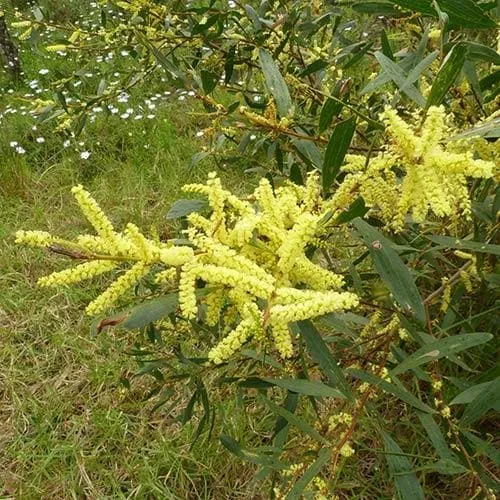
top-left (180, 172), bottom-right (358, 363)
top-left (16, 185), bottom-right (194, 316)
top-left (329, 106), bottom-right (494, 231)
top-left (16, 173), bottom-right (358, 364)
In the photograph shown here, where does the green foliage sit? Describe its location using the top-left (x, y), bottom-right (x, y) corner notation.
top-left (3, 0), bottom-right (500, 497)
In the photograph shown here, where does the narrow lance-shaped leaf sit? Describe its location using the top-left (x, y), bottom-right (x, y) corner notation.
top-left (391, 333), bottom-right (492, 376)
top-left (259, 48), bottom-right (292, 117)
top-left (461, 376), bottom-right (500, 426)
top-left (352, 218), bottom-right (426, 325)
top-left (450, 380), bottom-right (497, 406)
top-left (349, 368), bottom-right (435, 413)
top-left (260, 395), bottom-right (329, 445)
top-left (352, 2), bottom-right (404, 17)
top-left (263, 378), bottom-right (346, 398)
top-left (374, 52), bottom-right (426, 107)
top-left (322, 116), bottom-right (356, 192)
top-left (286, 448), bottom-right (331, 500)
top-left (219, 435), bottom-right (287, 468)
top-left (123, 294), bottom-right (179, 330)
top-left (426, 43), bottom-right (467, 109)
top-left (297, 320), bottom-right (352, 398)
top-left (428, 235), bottom-right (500, 256)
top-left (387, 0), bottom-right (497, 29)
top-left (417, 412), bottom-right (458, 461)
top-left (381, 430), bottom-right (425, 500)
top-left (166, 198), bottom-right (209, 219)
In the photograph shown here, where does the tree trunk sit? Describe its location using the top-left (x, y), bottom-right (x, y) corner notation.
top-left (0, 13), bottom-right (22, 81)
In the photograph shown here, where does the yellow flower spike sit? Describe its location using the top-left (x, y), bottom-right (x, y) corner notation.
top-left (178, 262), bottom-right (198, 319)
top-left (76, 234), bottom-right (110, 254)
top-left (226, 193), bottom-right (254, 217)
top-left (207, 315), bottom-right (257, 365)
top-left (269, 291), bottom-right (359, 324)
top-left (159, 246), bottom-right (194, 267)
top-left (85, 261), bottom-right (151, 315)
top-left (417, 106), bottom-right (447, 156)
top-left (226, 288), bottom-right (259, 318)
top-left (71, 185), bottom-right (117, 242)
top-left (206, 172), bottom-right (228, 237)
top-left (269, 322), bottom-right (294, 359)
top-left (379, 106), bottom-right (419, 160)
top-left (186, 212), bottom-right (212, 233)
top-left (182, 183), bottom-right (211, 197)
top-left (228, 217), bottom-right (256, 247)
top-left (124, 223), bottom-right (159, 262)
top-left (204, 288), bottom-right (226, 326)
top-left (277, 212), bottom-right (318, 273)
top-left (290, 257), bottom-right (344, 290)
top-left (38, 260), bottom-right (118, 287)
top-left (303, 170), bottom-right (321, 212)
top-left (194, 235), bottom-right (272, 283)
top-left (154, 268), bottom-right (178, 284)
top-left (15, 230), bottom-right (55, 248)
top-left (19, 172), bottom-right (362, 359)
top-left (194, 264), bottom-right (275, 299)
top-left (335, 107), bottom-right (494, 231)
top-left (256, 218), bottom-right (286, 249)
top-left (255, 178), bottom-right (283, 227)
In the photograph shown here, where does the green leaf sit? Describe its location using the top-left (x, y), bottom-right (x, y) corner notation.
top-left (462, 431), bottom-right (500, 466)
top-left (450, 380), bottom-right (497, 405)
top-left (352, 2), bottom-right (404, 16)
top-left (343, 42), bottom-right (374, 70)
top-left (428, 235), bottom-right (500, 256)
top-left (292, 137), bottom-right (323, 170)
top-left (299, 59), bottom-right (328, 77)
top-left (387, 0), bottom-right (497, 28)
top-left (335, 197), bottom-right (369, 224)
top-left (423, 458), bottom-right (468, 475)
top-left (322, 116), bottom-right (356, 192)
top-left (374, 52), bottom-right (426, 107)
top-left (426, 44), bottom-right (467, 109)
top-left (259, 48), bottom-right (292, 117)
top-left (297, 320), bottom-right (351, 398)
top-left (382, 431), bottom-right (425, 500)
top-left (123, 294), bottom-right (179, 330)
top-left (260, 395), bottom-right (329, 445)
top-left (200, 69), bottom-right (217, 94)
top-left (166, 198), bottom-right (209, 219)
top-left (244, 4), bottom-right (262, 30)
top-left (273, 390), bottom-right (299, 437)
top-left (451, 117), bottom-right (500, 140)
top-left (381, 29), bottom-right (394, 60)
top-left (405, 51), bottom-right (439, 85)
top-left (263, 378), bottom-right (346, 398)
top-left (286, 448), bottom-right (331, 500)
top-left (139, 35), bottom-right (185, 84)
top-left (391, 333), bottom-right (492, 376)
top-left (461, 376), bottom-right (500, 426)
top-left (318, 97), bottom-right (342, 133)
top-left (352, 218), bottom-right (426, 325)
top-left (463, 42), bottom-right (500, 65)
top-left (349, 369), bottom-right (435, 413)
top-left (219, 435), bottom-right (287, 468)
top-left (33, 6), bottom-right (44, 21)
top-left (417, 412), bottom-right (457, 460)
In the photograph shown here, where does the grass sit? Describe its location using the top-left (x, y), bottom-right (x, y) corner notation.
top-left (0, 6), bottom-right (262, 493)
top-left (0, 106), bottom-right (265, 497)
top-left (3, 2), bottom-right (497, 498)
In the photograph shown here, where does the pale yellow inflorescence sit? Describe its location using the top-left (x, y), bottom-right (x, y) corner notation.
top-left (330, 106), bottom-right (494, 231)
top-left (18, 127), bottom-right (489, 362)
top-left (16, 173), bottom-right (357, 364)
